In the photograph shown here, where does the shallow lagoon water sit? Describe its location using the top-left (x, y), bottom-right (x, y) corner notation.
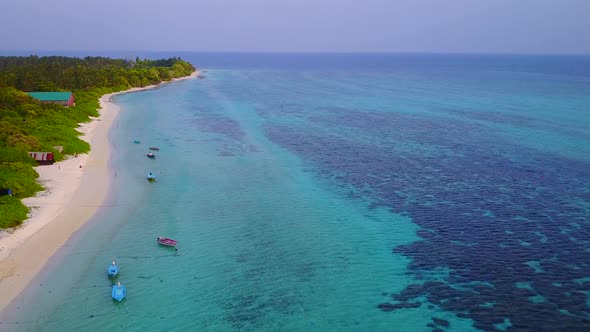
top-left (2, 54), bottom-right (589, 331)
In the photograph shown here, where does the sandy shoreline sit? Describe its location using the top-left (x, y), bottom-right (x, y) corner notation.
top-left (0, 70), bottom-right (198, 311)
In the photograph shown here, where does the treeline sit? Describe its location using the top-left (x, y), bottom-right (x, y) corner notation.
top-left (0, 56), bottom-right (196, 228)
top-left (0, 56), bottom-right (194, 91)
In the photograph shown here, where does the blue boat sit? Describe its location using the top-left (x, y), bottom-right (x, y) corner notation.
top-left (107, 261), bottom-right (119, 278)
top-left (112, 282), bottom-right (126, 302)
top-left (147, 172), bottom-right (156, 182)
top-left (133, 139), bottom-right (141, 144)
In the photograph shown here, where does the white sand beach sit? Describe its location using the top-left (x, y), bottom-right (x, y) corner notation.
top-left (0, 71), bottom-right (198, 311)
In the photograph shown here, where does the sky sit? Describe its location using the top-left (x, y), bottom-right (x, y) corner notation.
top-left (0, 0), bottom-right (589, 54)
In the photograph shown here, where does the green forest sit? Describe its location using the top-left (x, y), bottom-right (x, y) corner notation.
top-left (0, 56), bottom-right (195, 228)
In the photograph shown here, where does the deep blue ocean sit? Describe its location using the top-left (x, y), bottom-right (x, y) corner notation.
top-left (1, 53), bottom-right (590, 331)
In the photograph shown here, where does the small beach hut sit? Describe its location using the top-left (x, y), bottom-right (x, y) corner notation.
top-left (27, 92), bottom-right (75, 107)
top-left (28, 152), bottom-right (55, 165)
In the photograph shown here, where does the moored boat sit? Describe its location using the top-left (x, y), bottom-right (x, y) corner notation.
top-left (112, 282), bottom-right (126, 302)
top-left (147, 172), bottom-right (156, 182)
top-left (147, 152), bottom-right (156, 158)
top-left (133, 139), bottom-right (141, 144)
top-left (149, 147), bottom-right (159, 151)
top-left (157, 237), bottom-right (178, 247)
top-left (107, 261), bottom-right (119, 278)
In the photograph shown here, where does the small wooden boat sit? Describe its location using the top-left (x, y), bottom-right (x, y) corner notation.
top-left (157, 237), bottom-right (178, 247)
top-left (147, 152), bottom-right (156, 158)
top-left (107, 261), bottom-right (119, 278)
top-left (112, 282), bottom-right (126, 302)
top-left (147, 172), bottom-right (156, 182)
top-left (149, 147), bottom-right (160, 151)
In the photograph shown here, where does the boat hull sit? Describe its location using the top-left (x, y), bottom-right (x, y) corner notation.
top-left (112, 285), bottom-right (126, 302)
top-left (108, 270), bottom-right (119, 278)
top-left (157, 237), bottom-right (178, 247)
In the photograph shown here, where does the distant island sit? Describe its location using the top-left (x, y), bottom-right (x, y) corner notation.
top-left (0, 56), bottom-right (196, 228)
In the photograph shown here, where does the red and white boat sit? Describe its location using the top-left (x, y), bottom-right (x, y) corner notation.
top-left (157, 237), bottom-right (178, 247)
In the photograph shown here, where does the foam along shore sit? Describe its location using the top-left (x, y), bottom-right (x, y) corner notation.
top-left (0, 70), bottom-right (199, 311)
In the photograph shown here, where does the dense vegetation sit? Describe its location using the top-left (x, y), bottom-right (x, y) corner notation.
top-left (0, 56), bottom-right (195, 228)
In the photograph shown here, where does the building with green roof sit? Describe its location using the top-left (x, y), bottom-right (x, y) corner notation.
top-left (27, 92), bottom-right (75, 107)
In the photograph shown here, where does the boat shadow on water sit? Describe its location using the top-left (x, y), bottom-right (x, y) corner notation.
top-left (108, 275), bottom-right (119, 285)
top-left (112, 300), bottom-right (129, 314)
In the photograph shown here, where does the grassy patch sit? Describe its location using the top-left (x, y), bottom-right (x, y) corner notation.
top-left (0, 196), bottom-right (29, 228)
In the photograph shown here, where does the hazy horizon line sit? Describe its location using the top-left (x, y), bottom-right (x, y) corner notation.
top-left (2, 50), bottom-right (590, 57)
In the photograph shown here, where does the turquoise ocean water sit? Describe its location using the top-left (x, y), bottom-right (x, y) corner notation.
top-left (1, 54), bottom-right (589, 331)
